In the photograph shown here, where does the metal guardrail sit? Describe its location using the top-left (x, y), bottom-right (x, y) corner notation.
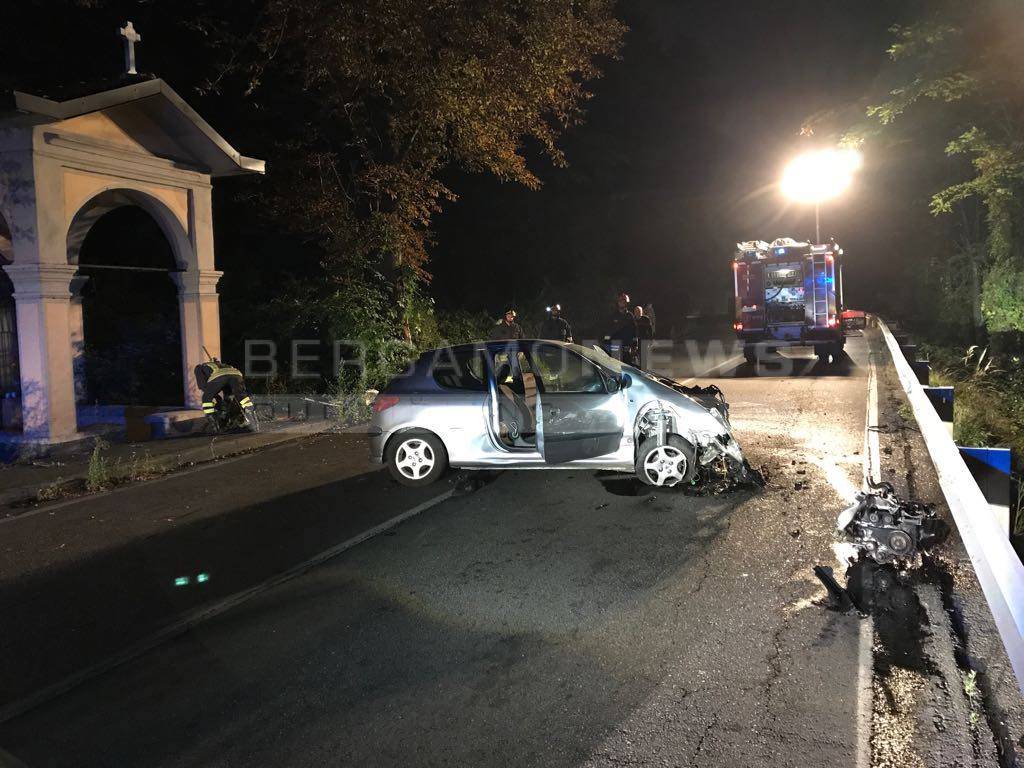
top-left (878, 318), bottom-right (1024, 693)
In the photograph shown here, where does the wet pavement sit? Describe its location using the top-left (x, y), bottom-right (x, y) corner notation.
top-left (0, 334), bottom-right (879, 767)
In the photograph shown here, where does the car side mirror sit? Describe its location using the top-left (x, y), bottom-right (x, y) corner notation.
top-left (619, 373), bottom-right (632, 390)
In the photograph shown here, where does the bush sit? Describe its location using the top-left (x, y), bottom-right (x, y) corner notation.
top-left (86, 437), bottom-right (113, 492)
top-left (329, 367), bottom-right (374, 426)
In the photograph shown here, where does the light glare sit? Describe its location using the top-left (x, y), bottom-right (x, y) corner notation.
top-left (780, 148), bottom-right (862, 204)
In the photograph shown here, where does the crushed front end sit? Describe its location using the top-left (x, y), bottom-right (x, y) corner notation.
top-left (635, 380), bottom-right (764, 492)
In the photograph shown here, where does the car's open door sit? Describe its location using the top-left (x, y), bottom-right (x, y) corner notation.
top-left (526, 343), bottom-right (626, 464)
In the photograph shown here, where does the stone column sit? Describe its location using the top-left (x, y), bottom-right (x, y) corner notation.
top-left (1, 263), bottom-right (79, 441)
top-left (172, 269), bottom-right (223, 408)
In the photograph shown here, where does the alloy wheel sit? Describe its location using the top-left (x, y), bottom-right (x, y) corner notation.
top-left (394, 438), bottom-right (436, 480)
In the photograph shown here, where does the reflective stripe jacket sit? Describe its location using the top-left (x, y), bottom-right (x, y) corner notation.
top-left (202, 362), bottom-right (242, 382)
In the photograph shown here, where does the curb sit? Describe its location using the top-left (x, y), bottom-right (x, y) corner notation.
top-left (0, 421), bottom-right (335, 511)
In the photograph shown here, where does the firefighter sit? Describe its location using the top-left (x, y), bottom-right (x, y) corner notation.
top-left (633, 305), bottom-right (655, 369)
top-left (633, 305), bottom-right (654, 340)
top-left (194, 358), bottom-right (256, 432)
top-left (607, 292), bottom-right (638, 365)
top-left (539, 303), bottom-right (573, 343)
top-left (489, 307), bottom-right (524, 340)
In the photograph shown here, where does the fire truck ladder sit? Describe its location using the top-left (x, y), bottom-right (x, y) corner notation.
top-left (809, 253), bottom-right (830, 327)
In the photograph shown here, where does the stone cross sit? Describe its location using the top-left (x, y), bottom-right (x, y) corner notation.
top-left (120, 21), bottom-right (142, 75)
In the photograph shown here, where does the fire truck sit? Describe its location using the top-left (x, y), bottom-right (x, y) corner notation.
top-left (733, 237), bottom-right (845, 364)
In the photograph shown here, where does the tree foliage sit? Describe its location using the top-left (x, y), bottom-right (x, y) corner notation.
top-left (201, 0), bottom-right (625, 341)
top-left (2, 0), bottom-right (623, 387)
top-left (850, 0), bottom-right (1024, 333)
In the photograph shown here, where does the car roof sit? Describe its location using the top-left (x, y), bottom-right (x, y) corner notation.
top-left (421, 339), bottom-right (573, 353)
top-left (418, 339), bottom-right (623, 373)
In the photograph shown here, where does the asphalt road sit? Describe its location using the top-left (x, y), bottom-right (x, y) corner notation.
top-left (0, 333), bottom-right (874, 767)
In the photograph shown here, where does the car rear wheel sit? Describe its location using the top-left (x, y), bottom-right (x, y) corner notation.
top-left (636, 435), bottom-right (698, 487)
top-left (386, 431), bottom-right (448, 486)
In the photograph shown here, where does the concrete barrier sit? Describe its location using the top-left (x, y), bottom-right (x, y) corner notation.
top-left (879, 318), bottom-right (1024, 693)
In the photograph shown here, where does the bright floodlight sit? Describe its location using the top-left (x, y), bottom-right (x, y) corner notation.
top-left (780, 148), bottom-right (863, 204)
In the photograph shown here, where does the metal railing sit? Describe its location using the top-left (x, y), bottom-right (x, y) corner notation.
top-left (878, 318), bottom-right (1024, 693)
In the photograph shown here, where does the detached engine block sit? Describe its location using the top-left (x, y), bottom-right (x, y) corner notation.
top-left (837, 481), bottom-right (947, 565)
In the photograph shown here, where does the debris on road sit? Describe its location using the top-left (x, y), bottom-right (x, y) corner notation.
top-left (685, 457), bottom-right (766, 496)
top-left (597, 457), bottom-right (765, 498)
top-left (815, 482), bottom-right (949, 614)
top-left (813, 565), bottom-right (854, 612)
top-left (836, 481), bottom-right (948, 565)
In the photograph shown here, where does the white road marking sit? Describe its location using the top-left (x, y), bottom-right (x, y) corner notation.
top-left (864, 356), bottom-right (881, 487)
top-left (855, 350), bottom-right (881, 768)
top-left (0, 488), bottom-right (454, 725)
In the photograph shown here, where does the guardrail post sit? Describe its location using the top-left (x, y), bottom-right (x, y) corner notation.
top-left (923, 386), bottom-right (954, 424)
top-left (959, 447), bottom-right (1014, 536)
top-left (909, 358), bottom-right (930, 386)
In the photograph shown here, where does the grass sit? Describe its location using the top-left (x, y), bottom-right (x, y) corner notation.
top-left (36, 479), bottom-right (75, 502)
top-left (930, 370), bottom-right (1021, 450)
top-left (897, 402), bottom-right (916, 424)
top-left (86, 437), bottom-right (113, 492)
top-left (924, 343), bottom-right (1024, 534)
top-left (84, 438), bottom-right (165, 493)
top-left (963, 670), bottom-right (979, 699)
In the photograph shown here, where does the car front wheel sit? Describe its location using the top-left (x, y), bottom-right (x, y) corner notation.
top-left (635, 435), bottom-right (698, 487)
top-left (386, 431), bottom-right (448, 486)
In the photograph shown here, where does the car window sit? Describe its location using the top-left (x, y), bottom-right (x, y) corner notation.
top-left (431, 348), bottom-right (488, 391)
top-left (529, 343), bottom-right (607, 393)
top-left (492, 351), bottom-right (525, 394)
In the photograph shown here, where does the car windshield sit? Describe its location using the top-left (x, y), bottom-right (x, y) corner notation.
top-left (570, 343), bottom-right (622, 375)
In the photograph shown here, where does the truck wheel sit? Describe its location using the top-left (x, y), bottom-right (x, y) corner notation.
top-left (636, 435), bottom-right (698, 487)
top-left (386, 431), bottom-right (448, 486)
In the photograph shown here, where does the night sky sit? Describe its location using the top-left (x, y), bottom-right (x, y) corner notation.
top-left (430, 0), bottom-right (932, 331)
top-left (1, 0), bottom-right (943, 339)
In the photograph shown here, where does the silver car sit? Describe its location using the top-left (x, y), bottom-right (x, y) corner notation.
top-left (369, 340), bottom-right (752, 488)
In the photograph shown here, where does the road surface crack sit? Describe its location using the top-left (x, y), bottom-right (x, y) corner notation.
top-left (687, 711), bottom-right (719, 766)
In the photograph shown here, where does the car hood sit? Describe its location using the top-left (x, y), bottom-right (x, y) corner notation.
top-left (628, 369), bottom-right (731, 427)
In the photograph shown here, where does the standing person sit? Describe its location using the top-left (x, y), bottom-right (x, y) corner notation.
top-left (606, 292), bottom-right (638, 365)
top-left (633, 305), bottom-right (654, 339)
top-left (633, 305), bottom-right (654, 370)
top-left (489, 307), bottom-right (524, 340)
top-left (540, 303), bottom-right (573, 343)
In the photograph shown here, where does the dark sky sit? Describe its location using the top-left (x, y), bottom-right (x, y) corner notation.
top-left (430, 0), bottom-right (930, 331)
top-left (1, 0), bottom-right (942, 339)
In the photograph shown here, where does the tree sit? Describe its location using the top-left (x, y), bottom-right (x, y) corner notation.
top-left (0, 1), bottom-right (624, 385)
top-left (201, 0), bottom-right (626, 341)
top-left (845, 0), bottom-right (1024, 334)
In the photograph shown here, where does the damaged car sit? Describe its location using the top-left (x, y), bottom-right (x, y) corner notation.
top-left (369, 340), bottom-right (757, 489)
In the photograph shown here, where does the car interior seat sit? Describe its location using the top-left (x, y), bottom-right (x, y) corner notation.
top-left (494, 361), bottom-right (536, 448)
